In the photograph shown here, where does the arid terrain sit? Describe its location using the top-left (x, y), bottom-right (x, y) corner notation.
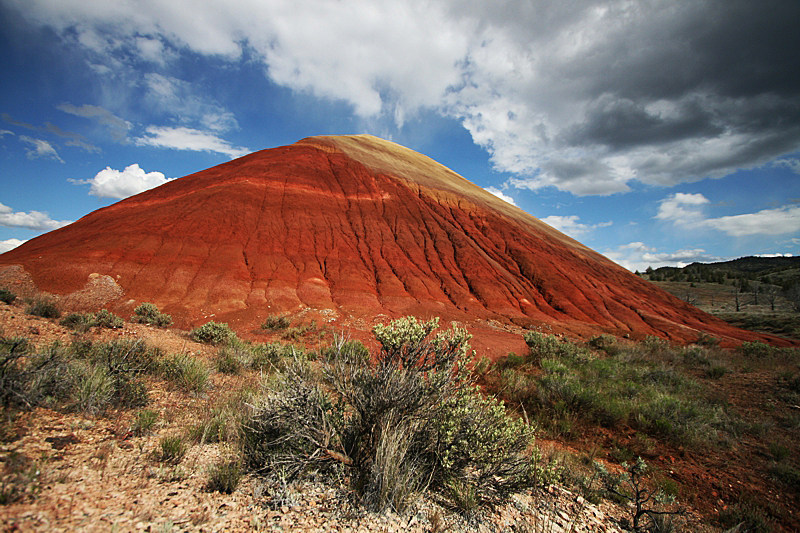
top-left (2, 292), bottom-right (798, 532)
top-left (1, 136), bottom-right (798, 533)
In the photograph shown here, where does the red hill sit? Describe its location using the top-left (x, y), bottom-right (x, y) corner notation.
top-left (0, 135), bottom-right (782, 351)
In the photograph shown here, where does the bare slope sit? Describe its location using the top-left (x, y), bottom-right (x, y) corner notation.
top-left (0, 135), bottom-right (781, 346)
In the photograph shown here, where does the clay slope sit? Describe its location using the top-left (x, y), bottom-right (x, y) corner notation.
top-left (0, 135), bottom-right (781, 346)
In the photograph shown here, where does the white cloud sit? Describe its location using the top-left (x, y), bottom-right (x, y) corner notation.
top-left (539, 214), bottom-right (612, 239)
top-left (143, 73), bottom-right (238, 132)
top-left (540, 215), bottom-right (591, 237)
top-left (0, 238), bottom-right (26, 253)
top-left (774, 158), bottom-right (800, 175)
top-left (484, 186), bottom-right (516, 206)
top-left (603, 241), bottom-right (723, 272)
top-left (656, 192), bottom-right (800, 236)
top-left (11, 0), bottom-right (800, 195)
top-left (755, 253), bottom-right (793, 258)
top-left (0, 202), bottom-right (72, 231)
top-left (704, 205), bottom-right (800, 236)
top-left (19, 136), bottom-right (64, 163)
top-left (71, 164), bottom-right (173, 199)
top-left (135, 36), bottom-right (177, 66)
top-left (134, 126), bottom-right (250, 159)
top-left (0, 130), bottom-right (13, 137)
top-left (655, 192), bottom-right (710, 225)
top-left (57, 103), bottom-right (131, 141)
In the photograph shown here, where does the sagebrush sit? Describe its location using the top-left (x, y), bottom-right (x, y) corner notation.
top-left (243, 316), bottom-right (547, 513)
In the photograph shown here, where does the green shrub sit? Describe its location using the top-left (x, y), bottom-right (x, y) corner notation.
top-left (93, 309), bottom-right (124, 329)
top-left (320, 335), bottom-right (369, 364)
top-left (508, 334), bottom-right (732, 447)
top-left (695, 332), bottom-right (720, 347)
top-left (189, 408), bottom-right (240, 444)
top-left (244, 316), bottom-right (543, 513)
top-left (0, 287), bottom-right (16, 305)
top-left (131, 303), bottom-right (172, 327)
top-left (499, 353), bottom-right (527, 368)
top-left (68, 340), bottom-right (154, 413)
top-left (588, 334), bottom-right (619, 354)
top-left (246, 341), bottom-right (304, 372)
top-left (88, 339), bottom-right (160, 376)
top-left (26, 298), bottom-right (61, 319)
top-left (190, 321), bottom-right (235, 345)
top-left (113, 377), bottom-right (150, 408)
top-left (640, 335), bottom-right (669, 356)
top-left (705, 364), bottom-right (729, 379)
top-left (69, 362), bottom-right (114, 414)
top-left (768, 462), bottom-right (800, 491)
top-left (60, 313), bottom-right (93, 332)
top-left (0, 337), bottom-right (154, 414)
top-left (718, 499), bottom-right (773, 533)
top-left (132, 409), bottom-right (159, 436)
top-left (281, 323), bottom-right (315, 341)
top-left (740, 341), bottom-right (770, 358)
top-left (160, 353), bottom-right (209, 393)
top-left (1, 339), bottom-right (73, 410)
top-left (214, 342), bottom-right (257, 374)
top-left (157, 435), bottom-right (187, 464)
top-left (768, 442), bottom-right (790, 462)
top-left (523, 331), bottom-right (562, 360)
top-left (261, 314), bottom-right (291, 331)
top-left (215, 348), bottom-right (242, 374)
top-left (206, 457), bottom-right (243, 494)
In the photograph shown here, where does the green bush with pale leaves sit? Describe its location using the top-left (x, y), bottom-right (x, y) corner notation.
top-left (243, 316), bottom-right (549, 513)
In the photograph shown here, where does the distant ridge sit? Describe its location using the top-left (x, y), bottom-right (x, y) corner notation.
top-left (688, 255), bottom-right (800, 273)
top-left (0, 134), bottom-right (788, 348)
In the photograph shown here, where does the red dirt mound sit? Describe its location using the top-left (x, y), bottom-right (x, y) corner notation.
top-left (0, 135), bottom-right (785, 350)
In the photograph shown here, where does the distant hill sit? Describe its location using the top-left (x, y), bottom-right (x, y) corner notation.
top-left (644, 256), bottom-right (800, 289)
top-left (0, 134), bottom-right (784, 347)
top-left (690, 256), bottom-right (800, 273)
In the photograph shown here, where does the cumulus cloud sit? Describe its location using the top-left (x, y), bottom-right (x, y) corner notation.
top-left (10, 0), bottom-right (800, 195)
top-left (603, 241), bottom-right (723, 271)
top-left (705, 205), bottom-right (800, 236)
top-left (71, 164), bottom-right (173, 199)
top-left (484, 186), bottom-right (516, 206)
top-left (134, 126), bottom-right (249, 159)
top-left (0, 202), bottom-right (72, 231)
top-left (540, 214), bottom-right (611, 239)
top-left (0, 238), bottom-right (26, 254)
top-left (19, 136), bottom-right (64, 163)
top-left (656, 192), bottom-right (800, 236)
top-left (655, 193), bottom-right (710, 225)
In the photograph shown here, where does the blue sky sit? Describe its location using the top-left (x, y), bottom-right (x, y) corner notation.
top-left (1, 0), bottom-right (799, 272)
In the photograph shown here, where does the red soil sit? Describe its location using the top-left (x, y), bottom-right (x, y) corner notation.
top-left (0, 135), bottom-right (786, 353)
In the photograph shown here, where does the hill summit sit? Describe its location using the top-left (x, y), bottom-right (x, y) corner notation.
top-left (0, 135), bottom-right (779, 347)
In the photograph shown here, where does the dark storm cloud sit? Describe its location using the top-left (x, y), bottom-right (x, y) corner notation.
top-left (9, 0), bottom-right (800, 194)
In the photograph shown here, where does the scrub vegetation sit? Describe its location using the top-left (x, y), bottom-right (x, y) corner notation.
top-left (2, 301), bottom-right (799, 532)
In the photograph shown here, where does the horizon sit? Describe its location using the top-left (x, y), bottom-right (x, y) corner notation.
top-left (1, 0), bottom-right (799, 272)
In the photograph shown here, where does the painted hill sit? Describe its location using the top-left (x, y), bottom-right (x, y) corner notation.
top-left (0, 135), bottom-right (783, 348)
